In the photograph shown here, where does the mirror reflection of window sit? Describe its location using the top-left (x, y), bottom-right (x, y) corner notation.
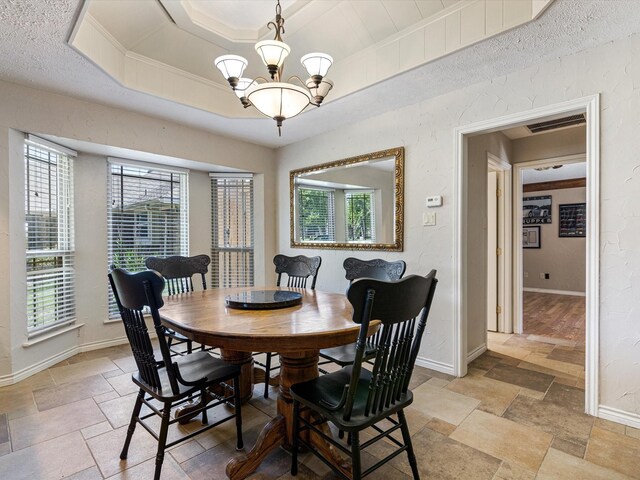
top-left (345, 190), bottom-right (375, 242)
top-left (297, 187), bottom-right (336, 242)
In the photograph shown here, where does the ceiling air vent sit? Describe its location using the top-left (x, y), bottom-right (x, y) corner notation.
top-left (527, 114), bottom-right (586, 134)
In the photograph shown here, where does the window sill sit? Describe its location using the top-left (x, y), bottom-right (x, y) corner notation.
top-left (103, 318), bottom-right (121, 325)
top-left (22, 322), bottom-right (85, 348)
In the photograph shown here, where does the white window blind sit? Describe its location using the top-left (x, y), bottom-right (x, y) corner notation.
top-left (25, 140), bottom-right (75, 334)
top-left (297, 187), bottom-right (336, 242)
top-left (345, 190), bottom-right (376, 242)
top-left (210, 175), bottom-right (254, 288)
top-left (108, 161), bottom-right (189, 315)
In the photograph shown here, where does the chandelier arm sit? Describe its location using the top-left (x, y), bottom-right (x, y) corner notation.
top-left (286, 75), bottom-right (308, 88)
top-left (252, 77), bottom-right (270, 84)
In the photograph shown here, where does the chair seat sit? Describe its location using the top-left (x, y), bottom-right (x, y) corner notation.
top-left (165, 328), bottom-right (190, 343)
top-left (319, 343), bottom-right (377, 366)
top-left (290, 366), bottom-right (413, 432)
top-left (133, 351), bottom-right (240, 399)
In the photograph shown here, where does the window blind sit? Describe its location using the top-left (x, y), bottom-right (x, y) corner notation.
top-left (210, 175), bottom-right (254, 288)
top-left (297, 187), bottom-right (336, 242)
top-left (345, 190), bottom-right (376, 242)
top-left (25, 140), bottom-right (75, 334)
top-left (107, 161), bottom-right (189, 316)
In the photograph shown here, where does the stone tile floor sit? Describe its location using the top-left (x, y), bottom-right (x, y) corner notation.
top-left (0, 333), bottom-right (639, 479)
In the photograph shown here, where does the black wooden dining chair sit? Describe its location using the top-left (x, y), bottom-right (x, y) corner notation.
top-left (290, 271), bottom-right (438, 480)
top-left (145, 254), bottom-right (211, 355)
top-left (108, 268), bottom-right (243, 480)
top-left (257, 254), bottom-right (322, 398)
top-left (318, 258), bottom-right (407, 373)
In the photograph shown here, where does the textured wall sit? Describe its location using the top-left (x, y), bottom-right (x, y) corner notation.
top-left (523, 187), bottom-right (586, 293)
top-left (276, 32), bottom-right (640, 417)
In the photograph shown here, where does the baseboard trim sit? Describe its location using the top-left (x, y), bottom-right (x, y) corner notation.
top-left (0, 345), bottom-right (78, 387)
top-left (0, 336), bottom-right (130, 387)
top-left (415, 356), bottom-right (455, 376)
top-left (467, 343), bottom-right (487, 363)
top-left (598, 405), bottom-right (640, 429)
top-left (79, 336), bottom-right (129, 353)
top-left (523, 287), bottom-right (586, 297)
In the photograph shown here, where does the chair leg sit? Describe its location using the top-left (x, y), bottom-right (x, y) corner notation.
top-left (120, 389), bottom-right (144, 460)
top-left (234, 377), bottom-right (244, 451)
top-left (186, 339), bottom-right (193, 354)
top-left (153, 402), bottom-right (172, 480)
top-left (351, 431), bottom-right (362, 480)
top-left (398, 410), bottom-right (420, 480)
top-left (291, 400), bottom-right (300, 476)
top-left (264, 352), bottom-right (272, 399)
top-left (201, 388), bottom-right (208, 425)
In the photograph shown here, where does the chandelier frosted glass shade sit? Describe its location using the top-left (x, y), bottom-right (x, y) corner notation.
top-left (235, 77), bottom-right (256, 107)
top-left (214, 55), bottom-right (248, 88)
top-left (301, 53), bottom-right (333, 80)
top-left (305, 78), bottom-right (333, 105)
top-left (246, 83), bottom-right (312, 122)
top-left (234, 78), bottom-right (256, 98)
top-left (255, 40), bottom-right (290, 77)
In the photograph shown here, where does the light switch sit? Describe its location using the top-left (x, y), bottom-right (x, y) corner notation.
top-left (426, 195), bottom-right (443, 207)
top-left (423, 212), bottom-right (436, 226)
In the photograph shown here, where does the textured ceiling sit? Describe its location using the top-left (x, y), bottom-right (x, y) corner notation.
top-left (1, 1), bottom-right (640, 148)
top-left (522, 162), bottom-right (587, 184)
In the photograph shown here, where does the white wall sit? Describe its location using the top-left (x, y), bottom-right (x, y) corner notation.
top-left (523, 186), bottom-right (586, 293)
top-left (0, 80), bottom-right (277, 382)
top-left (276, 32), bottom-right (640, 419)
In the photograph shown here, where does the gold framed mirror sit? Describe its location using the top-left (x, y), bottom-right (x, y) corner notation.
top-left (290, 147), bottom-right (404, 251)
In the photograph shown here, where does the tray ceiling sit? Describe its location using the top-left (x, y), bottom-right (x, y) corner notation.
top-left (70, 0), bottom-right (552, 120)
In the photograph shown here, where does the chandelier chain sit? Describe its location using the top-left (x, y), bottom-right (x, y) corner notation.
top-left (267, 0), bottom-right (285, 42)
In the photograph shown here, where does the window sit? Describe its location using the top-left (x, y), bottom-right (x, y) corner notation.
top-left (345, 190), bottom-right (375, 242)
top-left (25, 139), bottom-right (75, 334)
top-left (297, 187), bottom-right (336, 242)
top-left (108, 160), bottom-right (188, 315)
top-left (211, 175), bottom-right (254, 288)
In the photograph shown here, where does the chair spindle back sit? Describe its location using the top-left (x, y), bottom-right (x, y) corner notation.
top-left (344, 270), bottom-right (438, 420)
top-left (144, 255), bottom-right (210, 295)
top-left (274, 254), bottom-right (322, 289)
top-left (108, 268), bottom-right (180, 394)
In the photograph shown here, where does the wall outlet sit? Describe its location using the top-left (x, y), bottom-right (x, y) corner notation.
top-left (539, 273), bottom-right (545, 279)
top-left (524, 272), bottom-right (528, 278)
top-left (423, 211), bottom-right (436, 226)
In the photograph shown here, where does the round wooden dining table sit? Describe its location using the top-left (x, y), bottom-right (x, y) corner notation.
top-left (159, 286), bottom-right (378, 480)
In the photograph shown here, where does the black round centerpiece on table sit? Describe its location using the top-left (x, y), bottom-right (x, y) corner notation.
top-left (224, 290), bottom-right (303, 310)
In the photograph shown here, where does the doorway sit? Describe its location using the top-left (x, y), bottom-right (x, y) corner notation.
top-left (514, 156), bottom-right (587, 339)
top-left (454, 95), bottom-right (600, 415)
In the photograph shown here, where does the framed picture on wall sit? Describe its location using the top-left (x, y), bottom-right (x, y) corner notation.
top-left (523, 226), bottom-right (541, 248)
top-left (523, 195), bottom-right (552, 224)
top-left (559, 203), bottom-right (586, 237)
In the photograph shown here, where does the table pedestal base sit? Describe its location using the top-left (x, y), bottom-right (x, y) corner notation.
top-left (226, 351), bottom-right (350, 480)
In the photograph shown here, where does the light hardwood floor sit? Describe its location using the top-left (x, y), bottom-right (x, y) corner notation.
top-left (0, 336), bottom-right (639, 479)
top-left (523, 291), bottom-right (586, 343)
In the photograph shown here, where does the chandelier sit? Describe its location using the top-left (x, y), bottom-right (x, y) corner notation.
top-left (214, 0), bottom-right (333, 136)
